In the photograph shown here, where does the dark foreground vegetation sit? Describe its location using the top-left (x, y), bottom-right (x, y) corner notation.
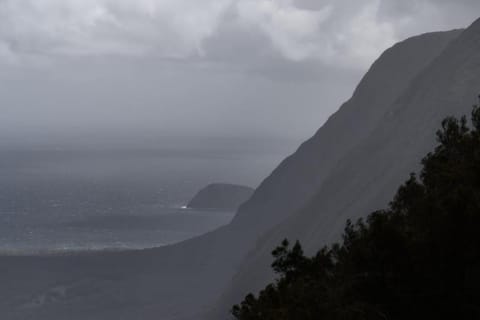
top-left (232, 105), bottom-right (480, 320)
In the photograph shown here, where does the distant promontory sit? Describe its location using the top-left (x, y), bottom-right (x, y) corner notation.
top-left (187, 183), bottom-right (254, 210)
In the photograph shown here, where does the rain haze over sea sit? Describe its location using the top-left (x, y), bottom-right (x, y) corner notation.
top-left (0, 137), bottom-right (292, 254)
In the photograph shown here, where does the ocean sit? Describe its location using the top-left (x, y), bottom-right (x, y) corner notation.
top-left (0, 143), bottom-right (287, 254)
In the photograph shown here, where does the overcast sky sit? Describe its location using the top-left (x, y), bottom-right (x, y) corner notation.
top-left (1, 0), bottom-right (479, 146)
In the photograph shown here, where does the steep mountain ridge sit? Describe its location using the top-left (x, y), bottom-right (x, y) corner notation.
top-left (231, 29), bottom-right (462, 233)
top-left (214, 19), bottom-right (480, 317)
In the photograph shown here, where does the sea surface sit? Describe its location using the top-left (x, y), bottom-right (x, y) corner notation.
top-left (0, 142), bottom-right (288, 254)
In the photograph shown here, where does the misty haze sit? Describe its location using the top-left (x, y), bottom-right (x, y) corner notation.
top-left (1, 1), bottom-right (480, 320)
top-left (0, 141), bottom-right (286, 253)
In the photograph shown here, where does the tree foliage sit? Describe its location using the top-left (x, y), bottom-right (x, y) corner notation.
top-left (232, 105), bottom-right (480, 320)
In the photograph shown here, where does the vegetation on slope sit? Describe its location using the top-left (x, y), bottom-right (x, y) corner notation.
top-left (232, 104), bottom-right (480, 320)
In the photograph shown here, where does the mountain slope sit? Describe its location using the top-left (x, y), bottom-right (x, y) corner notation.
top-left (232, 29), bottom-right (462, 234)
top-left (214, 19), bottom-right (480, 317)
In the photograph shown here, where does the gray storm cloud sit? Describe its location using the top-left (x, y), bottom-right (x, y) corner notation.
top-left (1, 0), bottom-right (478, 65)
top-left (0, 0), bottom-right (441, 66)
top-left (0, 0), bottom-right (480, 67)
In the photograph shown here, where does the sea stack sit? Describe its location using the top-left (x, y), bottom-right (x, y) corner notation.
top-left (187, 183), bottom-right (254, 210)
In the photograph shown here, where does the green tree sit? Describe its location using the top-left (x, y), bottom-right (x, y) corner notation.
top-left (232, 104), bottom-right (480, 320)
